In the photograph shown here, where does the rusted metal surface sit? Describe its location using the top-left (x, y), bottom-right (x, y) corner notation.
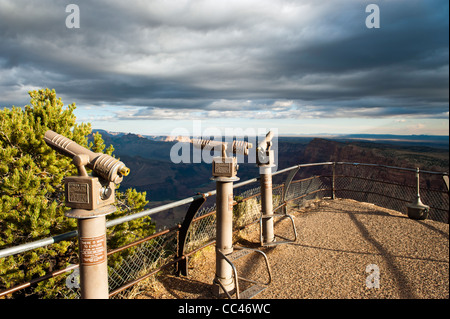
top-left (0, 264), bottom-right (79, 298)
top-left (76, 216), bottom-right (109, 299)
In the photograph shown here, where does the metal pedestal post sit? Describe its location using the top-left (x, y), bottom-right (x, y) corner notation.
top-left (66, 205), bottom-right (116, 299)
top-left (213, 176), bottom-right (239, 297)
top-left (260, 166), bottom-right (275, 245)
top-left (258, 162), bottom-right (298, 247)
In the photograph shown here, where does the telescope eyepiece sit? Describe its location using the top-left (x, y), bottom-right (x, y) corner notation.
top-left (119, 166), bottom-right (130, 177)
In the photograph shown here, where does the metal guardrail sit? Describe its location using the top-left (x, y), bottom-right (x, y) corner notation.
top-left (0, 162), bottom-right (448, 298)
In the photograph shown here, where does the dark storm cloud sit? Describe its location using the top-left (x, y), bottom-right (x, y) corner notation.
top-left (0, 0), bottom-right (448, 119)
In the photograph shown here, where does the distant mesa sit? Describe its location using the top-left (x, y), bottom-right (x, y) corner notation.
top-left (164, 136), bottom-right (191, 143)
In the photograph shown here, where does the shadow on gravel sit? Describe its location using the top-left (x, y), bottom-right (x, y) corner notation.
top-left (346, 211), bottom-right (417, 298)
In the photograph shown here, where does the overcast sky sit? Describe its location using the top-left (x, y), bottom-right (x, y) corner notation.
top-left (0, 0), bottom-right (448, 135)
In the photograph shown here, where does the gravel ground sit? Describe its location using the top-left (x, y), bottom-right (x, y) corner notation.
top-left (134, 198), bottom-right (449, 299)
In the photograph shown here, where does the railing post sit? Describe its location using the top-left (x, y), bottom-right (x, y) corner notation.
top-left (443, 175), bottom-right (449, 193)
top-left (332, 162), bottom-right (336, 200)
top-left (282, 166), bottom-right (301, 213)
top-left (407, 167), bottom-right (430, 220)
top-left (176, 195), bottom-right (207, 276)
top-left (443, 175), bottom-right (449, 223)
top-left (416, 168), bottom-right (420, 198)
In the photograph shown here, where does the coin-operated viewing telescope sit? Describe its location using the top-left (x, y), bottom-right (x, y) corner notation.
top-left (190, 138), bottom-right (252, 178)
top-left (44, 130), bottom-right (130, 299)
top-left (256, 130), bottom-right (275, 168)
top-left (44, 130), bottom-right (129, 211)
top-left (190, 137), bottom-right (272, 299)
top-left (256, 131), bottom-right (297, 247)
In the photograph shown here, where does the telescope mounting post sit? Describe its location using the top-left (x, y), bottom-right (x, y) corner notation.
top-left (191, 137), bottom-right (272, 298)
top-left (257, 131), bottom-right (297, 247)
top-left (211, 143), bottom-right (240, 297)
top-left (257, 131), bottom-right (276, 245)
top-left (44, 130), bottom-right (130, 299)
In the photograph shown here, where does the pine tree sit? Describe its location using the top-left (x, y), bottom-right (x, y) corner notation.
top-left (0, 89), bottom-right (154, 298)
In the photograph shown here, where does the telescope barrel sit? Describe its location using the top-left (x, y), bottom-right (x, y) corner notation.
top-left (232, 140), bottom-right (252, 156)
top-left (44, 130), bottom-right (130, 184)
top-left (190, 138), bottom-right (253, 156)
top-left (191, 139), bottom-right (224, 151)
top-left (44, 130), bottom-right (97, 162)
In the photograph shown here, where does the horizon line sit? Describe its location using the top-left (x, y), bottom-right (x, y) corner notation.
top-left (92, 128), bottom-right (450, 138)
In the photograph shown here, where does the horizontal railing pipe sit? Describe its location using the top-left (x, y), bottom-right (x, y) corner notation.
top-left (106, 194), bottom-right (204, 228)
top-left (0, 263), bottom-right (79, 298)
top-left (273, 162), bottom-right (334, 176)
top-left (0, 230), bottom-right (78, 259)
top-left (233, 177), bottom-right (259, 189)
top-left (335, 161), bottom-right (448, 175)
